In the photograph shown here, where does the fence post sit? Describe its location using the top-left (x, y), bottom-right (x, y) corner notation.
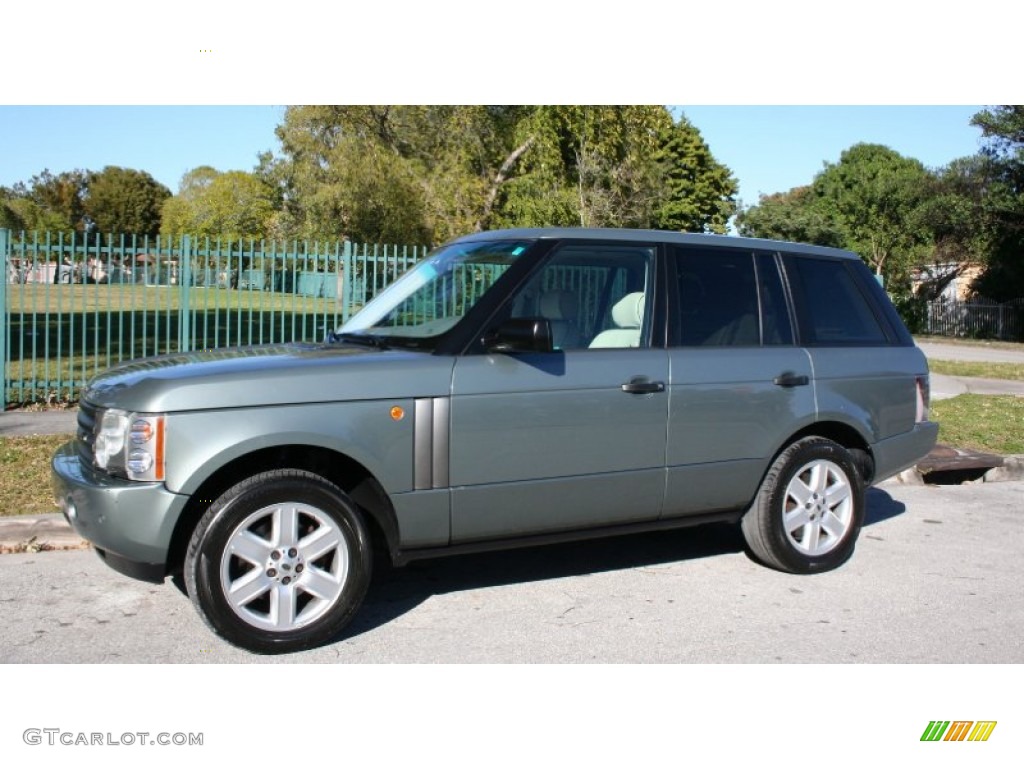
top-left (179, 235), bottom-right (192, 353)
top-left (1, 229), bottom-right (8, 410)
top-left (342, 240), bottom-right (353, 323)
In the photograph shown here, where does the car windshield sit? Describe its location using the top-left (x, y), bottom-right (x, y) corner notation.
top-left (335, 239), bottom-right (533, 348)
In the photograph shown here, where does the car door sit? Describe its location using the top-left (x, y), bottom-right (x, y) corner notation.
top-left (664, 247), bottom-right (816, 518)
top-left (448, 242), bottom-right (669, 542)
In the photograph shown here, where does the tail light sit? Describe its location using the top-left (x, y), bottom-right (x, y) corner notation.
top-left (915, 375), bottom-right (930, 423)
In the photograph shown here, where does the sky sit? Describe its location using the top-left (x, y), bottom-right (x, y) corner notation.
top-left (0, 105), bottom-right (990, 212)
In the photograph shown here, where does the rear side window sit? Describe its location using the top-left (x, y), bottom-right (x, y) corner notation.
top-left (670, 248), bottom-right (794, 347)
top-left (787, 256), bottom-right (888, 345)
top-left (673, 248), bottom-right (760, 346)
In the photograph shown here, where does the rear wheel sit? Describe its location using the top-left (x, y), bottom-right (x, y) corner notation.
top-left (185, 469), bottom-right (372, 653)
top-left (741, 437), bottom-right (864, 574)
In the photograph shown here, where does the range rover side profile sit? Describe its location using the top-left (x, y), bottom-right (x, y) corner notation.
top-left (51, 228), bottom-right (939, 653)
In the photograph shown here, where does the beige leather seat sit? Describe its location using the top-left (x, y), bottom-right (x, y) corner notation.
top-left (589, 292), bottom-right (645, 348)
top-left (539, 289), bottom-right (581, 349)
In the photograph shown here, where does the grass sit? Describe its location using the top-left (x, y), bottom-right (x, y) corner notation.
top-left (915, 335), bottom-right (1024, 351)
top-left (0, 433), bottom-right (74, 517)
top-left (931, 395), bottom-right (1024, 455)
top-left (4, 283), bottom-right (355, 405)
top-left (928, 360), bottom-right (1024, 381)
top-left (5, 282), bottom-right (341, 314)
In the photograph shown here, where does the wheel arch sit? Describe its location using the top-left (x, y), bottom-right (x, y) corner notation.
top-left (166, 445), bottom-right (400, 576)
top-left (776, 420), bottom-right (875, 483)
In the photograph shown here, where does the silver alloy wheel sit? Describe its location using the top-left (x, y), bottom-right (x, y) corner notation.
top-left (782, 458), bottom-right (853, 556)
top-left (219, 502), bottom-right (350, 631)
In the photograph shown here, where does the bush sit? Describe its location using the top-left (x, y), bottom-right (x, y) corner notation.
top-left (892, 293), bottom-right (928, 334)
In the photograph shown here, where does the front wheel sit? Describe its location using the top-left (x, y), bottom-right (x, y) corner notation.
top-left (741, 437), bottom-right (864, 574)
top-left (185, 469), bottom-right (372, 653)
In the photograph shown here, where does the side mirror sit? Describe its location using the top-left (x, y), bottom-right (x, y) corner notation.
top-left (484, 318), bottom-right (554, 354)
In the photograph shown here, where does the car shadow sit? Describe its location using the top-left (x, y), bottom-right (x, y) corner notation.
top-left (343, 522), bottom-right (744, 640)
top-left (336, 487), bottom-right (909, 643)
top-left (864, 486), bottom-right (907, 526)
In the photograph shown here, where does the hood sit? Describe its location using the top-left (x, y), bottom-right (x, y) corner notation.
top-left (81, 342), bottom-right (453, 412)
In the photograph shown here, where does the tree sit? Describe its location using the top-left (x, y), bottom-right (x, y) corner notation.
top-left (971, 105), bottom-right (1024, 162)
top-left (739, 144), bottom-right (934, 287)
top-left (811, 144), bottom-right (934, 285)
top-left (494, 106), bottom-right (668, 229)
top-left (161, 168), bottom-right (277, 240)
top-left (967, 106), bottom-right (1024, 299)
top-left (653, 114), bottom-right (738, 233)
top-left (261, 105), bottom-right (740, 244)
top-left (494, 106), bottom-right (737, 232)
top-left (0, 170), bottom-right (89, 234)
top-left (84, 166), bottom-right (171, 237)
top-left (735, 186), bottom-right (845, 247)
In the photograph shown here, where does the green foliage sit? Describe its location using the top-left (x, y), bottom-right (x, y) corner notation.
top-left (1, 194), bottom-right (70, 233)
top-left (84, 166), bottom-right (171, 237)
top-left (161, 168), bottom-right (277, 241)
top-left (0, 170), bottom-right (89, 235)
top-left (811, 144), bottom-right (933, 285)
top-left (915, 155), bottom-right (999, 267)
top-left (971, 106), bottom-right (1024, 162)
top-left (738, 143), bottom-right (935, 287)
top-left (654, 115), bottom-right (738, 233)
top-left (735, 186), bottom-right (845, 247)
top-left (261, 105), bottom-right (739, 244)
top-left (967, 106), bottom-right (1024, 300)
top-left (890, 292), bottom-right (928, 334)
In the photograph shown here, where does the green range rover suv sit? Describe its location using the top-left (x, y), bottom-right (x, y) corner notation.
top-left (51, 228), bottom-right (938, 653)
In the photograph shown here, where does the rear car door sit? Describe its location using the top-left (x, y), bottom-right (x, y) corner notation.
top-left (664, 247), bottom-right (816, 518)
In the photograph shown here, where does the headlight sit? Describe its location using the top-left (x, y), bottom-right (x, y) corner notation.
top-left (94, 408), bottom-right (166, 481)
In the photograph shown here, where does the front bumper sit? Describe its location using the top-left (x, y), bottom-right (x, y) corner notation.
top-left (51, 441), bottom-right (189, 582)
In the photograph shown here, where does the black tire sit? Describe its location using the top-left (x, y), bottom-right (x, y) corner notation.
top-left (184, 469), bottom-right (372, 653)
top-left (741, 437), bottom-right (865, 574)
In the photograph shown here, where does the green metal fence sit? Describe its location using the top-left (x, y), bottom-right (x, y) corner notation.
top-left (1, 230), bottom-right (428, 408)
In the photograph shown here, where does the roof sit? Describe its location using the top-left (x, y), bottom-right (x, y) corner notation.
top-left (451, 227), bottom-right (860, 261)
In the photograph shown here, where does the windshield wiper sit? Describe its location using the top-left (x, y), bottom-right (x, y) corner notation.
top-left (327, 331), bottom-right (390, 350)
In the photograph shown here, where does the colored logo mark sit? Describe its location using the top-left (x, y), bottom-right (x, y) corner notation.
top-left (921, 721), bottom-right (997, 742)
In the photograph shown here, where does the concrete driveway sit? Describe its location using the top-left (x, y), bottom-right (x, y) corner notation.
top-left (917, 340), bottom-right (1024, 364)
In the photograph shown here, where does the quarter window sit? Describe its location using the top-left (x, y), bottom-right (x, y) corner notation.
top-left (788, 257), bottom-right (888, 345)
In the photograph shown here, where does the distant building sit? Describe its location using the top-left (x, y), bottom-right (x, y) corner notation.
top-left (912, 262), bottom-right (985, 301)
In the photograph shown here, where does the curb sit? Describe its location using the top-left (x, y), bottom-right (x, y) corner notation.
top-left (886, 455), bottom-right (1024, 486)
top-left (0, 514), bottom-right (89, 554)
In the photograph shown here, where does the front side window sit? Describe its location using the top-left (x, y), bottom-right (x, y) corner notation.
top-left (338, 239), bottom-right (532, 348)
top-left (507, 244), bottom-right (655, 349)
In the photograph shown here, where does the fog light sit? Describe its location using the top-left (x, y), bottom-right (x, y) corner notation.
top-left (65, 498), bottom-right (78, 522)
